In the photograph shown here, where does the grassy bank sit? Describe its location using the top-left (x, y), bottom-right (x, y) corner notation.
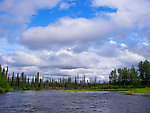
top-left (60, 89), bottom-right (91, 91)
top-left (88, 85), bottom-right (144, 91)
top-left (59, 85), bottom-right (150, 94)
top-left (60, 88), bottom-right (131, 91)
top-left (125, 87), bottom-right (150, 95)
top-left (60, 88), bottom-right (129, 91)
top-left (1, 84), bottom-right (150, 95)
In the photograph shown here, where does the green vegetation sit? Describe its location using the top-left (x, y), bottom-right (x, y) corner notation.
top-left (109, 59), bottom-right (150, 86)
top-left (0, 59), bottom-right (150, 94)
top-left (89, 85), bottom-right (137, 91)
top-left (0, 65), bottom-right (13, 93)
top-left (125, 87), bottom-right (150, 95)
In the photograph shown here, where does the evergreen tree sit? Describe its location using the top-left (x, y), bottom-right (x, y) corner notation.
top-left (31, 77), bottom-right (35, 89)
top-left (21, 72), bottom-right (25, 88)
top-left (24, 75), bottom-right (27, 88)
top-left (16, 73), bottom-right (20, 87)
top-left (11, 72), bottom-right (15, 86)
top-left (122, 68), bottom-right (130, 85)
top-left (27, 77), bottom-right (30, 89)
top-left (45, 80), bottom-right (49, 88)
top-left (129, 66), bottom-right (138, 85)
top-left (117, 68), bottom-right (123, 85)
top-left (0, 66), bottom-right (13, 93)
top-left (109, 69), bottom-right (117, 84)
top-left (138, 60), bottom-right (150, 85)
top-left (35, 72), bottom-right (39, 89)
top-left (39, 78), bottom-right (43, 89)
top-left (143, 60), bottom-right (150, 85)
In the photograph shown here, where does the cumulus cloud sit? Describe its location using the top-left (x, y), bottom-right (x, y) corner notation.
top-left (109, 40), bottom-right (117, 44)
top-left (19, 0), bottom-right (150, 51)
top-left (1, 45), bottom-right (145, 81)
top-left (142, 42), bottom-right (149, 46)
top-left (109, 0), bottom-right (148, 24)
top-left (6, 51), bottom-right (42, 67)
top-left (92, 0), bottom-right (150, 38)
top-left (0, 0), bottom-right (60, 39)
top-left (21, 17), bottom-right (113, 50)
top-left (120, 43), bottom-right (127, 48)
top-left (96, 44), bottom-right (121, 58)
top-left (128, 42), bottom-right (150, 59)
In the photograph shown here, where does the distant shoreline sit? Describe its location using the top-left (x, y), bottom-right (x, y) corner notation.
top-left (11, 87), bottom-right (150, 97)
top-left (124, 91), bottom-right (150, 96)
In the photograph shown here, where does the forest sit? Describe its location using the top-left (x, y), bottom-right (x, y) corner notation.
top-left (0, 59), bottom-right (150, 93)
top-left (109, 59), bottom-right (150, 86)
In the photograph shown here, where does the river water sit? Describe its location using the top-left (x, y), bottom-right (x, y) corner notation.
top-left (0, 91), bottom-right (150, 113)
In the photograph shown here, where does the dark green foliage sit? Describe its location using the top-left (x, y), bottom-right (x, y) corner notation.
top-left (0, 66), bottom-right (13, 93)
top-left (129, 66), bottom-right (139, 85)
top-left (21, 72), bottom-right (25, 88)
top-left (16, 73), bottom-right (20, 87)
top-left (31, 77), bottom-right (35, 89)
top-left (138, 60), bottom-right (150, 85)
top-left (109, 59), bottom-right (150, 86)
top-left (109, 69), bottom-right (117, 84)
top-left (35, 72), bottom-right (39, 89)
top-left (11, 72), bottom-right (15, 86)
top-left (39, 78), bottom-right (43, 89)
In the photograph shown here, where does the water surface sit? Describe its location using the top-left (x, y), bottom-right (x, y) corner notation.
top-left (0, 91), bottom-right (150, 113)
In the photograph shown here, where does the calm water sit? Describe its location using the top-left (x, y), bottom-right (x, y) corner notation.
top-left (0, 91), bottom-right (150, 113)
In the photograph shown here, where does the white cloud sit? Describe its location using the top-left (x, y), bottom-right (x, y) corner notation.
top-left (120, 43), bottom-right (127, 48)
top-left (21, 17), bottom-right (113, 49)
top-left (7, 51), bottom-right (42, 67)
top-left (20, 0), bottom-right (150, 51)
top-left (0, 0), bottom-right (60, 38)
top-left (109, 40), bottom-right (117, 44)
top-left (142, 42), bottom-right (149, 46)
top-left (1, 45), bottom-right (145, 81)
top-left (129, 42), bottom-right (150, 59)
top-left (59, 2), bottom-right (75, 10)
top-left (92, 0), bottom-right (150, 32)
top-left (60, 2), bottom-right (70, 9)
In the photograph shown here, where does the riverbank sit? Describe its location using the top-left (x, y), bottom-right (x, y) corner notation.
top-left (0, 87), bottom-right (13, 94)
top-left (124, 87), bottom-right (150, 95)
top-left (60, 88), bottom-right (129, 91)
top-left (1, 85), bottom-right (150, 96)
top-left (59, 87), bottom-right (150, 96)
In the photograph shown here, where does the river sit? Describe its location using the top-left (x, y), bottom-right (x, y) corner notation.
top-left (0, 91), bottom-right (150, 113)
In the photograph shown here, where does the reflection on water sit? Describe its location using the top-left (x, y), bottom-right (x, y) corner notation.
top-left (0, 91), bottom-right (150, 113)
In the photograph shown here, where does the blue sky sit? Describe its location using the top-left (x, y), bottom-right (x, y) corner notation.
top-left (28, 0), bottom-right (117, 28)
top-left (0, 0), bottom-right (150, 81)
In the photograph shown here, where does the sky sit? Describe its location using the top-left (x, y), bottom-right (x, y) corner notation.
top-left (0, 0), bottom-right (150, 81)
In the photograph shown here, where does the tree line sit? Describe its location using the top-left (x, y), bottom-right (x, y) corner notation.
top-left (1, 67), bottom-right (100, 91)
top-left (109, 59), bottom-right (150, 86)
top-left (0, 59), bottom-right (150, 93)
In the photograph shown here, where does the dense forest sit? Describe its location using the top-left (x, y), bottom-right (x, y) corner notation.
top-left (0, 60), bottom-right (150, 93)
top-left (109, 59), bottom-right (150, 86)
